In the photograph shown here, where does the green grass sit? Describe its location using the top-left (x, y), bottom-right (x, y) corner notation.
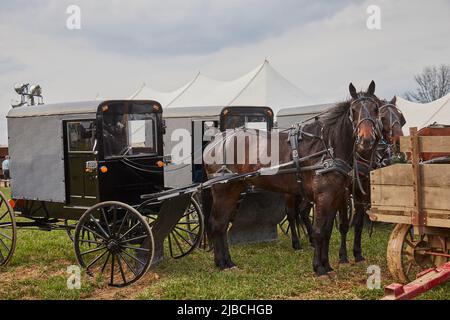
top-left (1, 186), bottom-right (449, 300)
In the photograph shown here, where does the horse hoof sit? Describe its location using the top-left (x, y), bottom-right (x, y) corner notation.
top-left (354, 256), bottom-right (365, 263)
top-left (317, 274), bottom-right (330, 281)
top-left (292, 242), bottom-right (302, 251)
top-left (224, 266), bottom-right (240, 272)
top-left (327, 271), bottom-right (337, 278)
top-left (339, 258), bottom-right (350, 264)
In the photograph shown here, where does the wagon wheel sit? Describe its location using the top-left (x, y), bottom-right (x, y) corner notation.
top-left (74, 201), bottom-right (154, 287)
top-left (147, 197), bottom-right (204, 259)
top-left (64, 219), bottom-right (77, 242)
top-left (0, 191), bottom-right (16, 266)
top-left (387, 224), bottom-right (436, 283)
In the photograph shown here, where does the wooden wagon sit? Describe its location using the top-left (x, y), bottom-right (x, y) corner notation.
top-left (369, 127), bottom-right (450, 298)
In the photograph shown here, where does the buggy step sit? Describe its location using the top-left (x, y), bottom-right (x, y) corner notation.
top-left (381, 261), bottom-right (450, 300)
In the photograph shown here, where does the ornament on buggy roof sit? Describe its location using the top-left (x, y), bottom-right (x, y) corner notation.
top-left (11, 83), bottom-right (44, 108)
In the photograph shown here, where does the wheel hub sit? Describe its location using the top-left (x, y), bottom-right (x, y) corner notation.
top-left (107, 239), bottom-right (121, 253)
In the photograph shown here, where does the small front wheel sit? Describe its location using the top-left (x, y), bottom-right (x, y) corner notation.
top-left (167, 196), bottom-right (204, 259)
top-left (74, 201), bottom-right (154, 287)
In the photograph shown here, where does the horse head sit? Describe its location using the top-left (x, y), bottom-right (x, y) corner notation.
top-left (348, 80), bottom-right (382, 152)
top-left (379, 96), bottom-right (405, 154)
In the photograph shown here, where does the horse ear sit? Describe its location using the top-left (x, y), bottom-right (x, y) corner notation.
top-left (390, 96), bottom-right (397, 105)
top-left (367, 80), bottom-right (376, 96)
top-left (349, 83), bottom-right (358, 99)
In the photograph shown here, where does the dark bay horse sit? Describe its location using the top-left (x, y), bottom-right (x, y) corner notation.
top-left (203, 81), bottom-right (381, 276)
top-left (337, 96), bottom-right (406, 263)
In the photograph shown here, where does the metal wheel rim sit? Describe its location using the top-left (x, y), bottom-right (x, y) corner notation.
top-left (74, 201), bottom-right (154, 287)
top-left (0, 191), bottom-right (16, 266)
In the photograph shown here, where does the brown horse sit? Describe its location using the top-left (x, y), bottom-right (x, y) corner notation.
top-left (203, 81), bottom-right (381, 276)
top-left (337, 96), bottom-right (405, 263)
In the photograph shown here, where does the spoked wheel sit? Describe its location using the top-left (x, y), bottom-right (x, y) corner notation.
top-left (387, 224), bottom-right (436, 283)
top-left (169, 197), bottom-right (204, 259)
top-left (64, 219), bottom-right (77, 242)
top-left (74, 201), bottom-right (154, 287)
top-left (0, 191), bottom-right (16, 266)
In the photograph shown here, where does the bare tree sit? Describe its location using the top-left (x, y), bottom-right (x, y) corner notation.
top-left (405, 64), bottom-right (450, 103)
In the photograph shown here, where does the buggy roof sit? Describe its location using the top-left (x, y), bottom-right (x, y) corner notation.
top-left (7, 100), bottom-right (101, 118)
top-left (276, 103), bottom-right (334, 117)
top-left (6, 100), bottom-right (161, 118)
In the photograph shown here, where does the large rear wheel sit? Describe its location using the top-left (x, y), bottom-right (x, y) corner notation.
top-left (0, 191), bottom-right (16, 266)
top-left (74, 201), bottom-right (154, 287)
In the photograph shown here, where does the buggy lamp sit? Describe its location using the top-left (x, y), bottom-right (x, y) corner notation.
top-left (8, 199), bottom-right (16, 209)
top-left (156, 161), bottom-right (165, 168)
top-left (100, 166), bottom-right (108, 173)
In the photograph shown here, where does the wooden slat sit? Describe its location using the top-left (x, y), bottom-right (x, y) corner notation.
top-left (400, 136), bottom-right (450, 153)
top-left (371, 185), bottom-right (450, 212)
top-left (370, 164), bottom-right (450, 187)
top-left (369, 212), bottom-right (450, 228)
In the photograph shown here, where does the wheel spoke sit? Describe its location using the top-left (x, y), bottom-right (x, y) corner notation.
top-left (118, 252), bottom-right (139, 277)
top-left (120, 234), bottom-right (148, 244)
top-left (0, 231), bottom-right (12, 240)
top-left (110, 254), bottom-right (115, 286)
top-left (116, 254), bottom-right (127, 284)
top-left (174, 225), bottom-right (198, 236)
top-left (101, 208), bottom-right (112, 236)
top-left (0, 238), bottom-right (11, 255)
top-left (80, 244), bottom-right (107, 256)
top-left (81, 225), bottom-right (108, 241)
top-left (120, 244), bottom-right (150, 252)
top-left (79, 238), bottom-right (105, 246)
top-left (89, 214), bottom-right (110, 239)
top-left (170, 232), bottom-right (185, 255)
top-left (119, 221), bottom-right (142, 241)
top-left (86, 248), bottom-right (109, 269)
top-left (116, 211), bottom-right (129, 237)
top-left (405, 261), bottom-right (413, 276)
top-left (101, 251), bottom-right (111, 273)
top-left (121, 248), bottom-right (146, 266)
top-left (172, 228), bottom-right (194, 246)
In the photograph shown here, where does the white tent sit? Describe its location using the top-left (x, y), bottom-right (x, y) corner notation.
top-left (128, 60), bottom-right (315, 113)
top-left (396, 93), bottom-right (450, 133)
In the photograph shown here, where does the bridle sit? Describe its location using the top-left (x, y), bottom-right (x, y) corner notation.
top-left (349, 96), bottom-right (382, 144)
top-left (379, 103), bottom-right (403, 142)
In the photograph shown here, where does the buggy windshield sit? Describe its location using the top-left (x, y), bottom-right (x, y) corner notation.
top-left (102, 109), bottom-right (158, 158)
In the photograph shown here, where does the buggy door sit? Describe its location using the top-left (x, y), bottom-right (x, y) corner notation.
top-left (64, 120), bottom-right (98, 206)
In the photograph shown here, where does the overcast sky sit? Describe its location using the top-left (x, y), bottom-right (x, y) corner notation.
top-left (0, 0), bottom-right (449, 145)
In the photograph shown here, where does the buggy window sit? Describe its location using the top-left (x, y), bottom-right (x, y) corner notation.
top-left (103, 112), bottom-right (157, 158)
top-left (67, 121), bottom-right (95, 152)
top-left (223, 115), bottom-right (268, 130)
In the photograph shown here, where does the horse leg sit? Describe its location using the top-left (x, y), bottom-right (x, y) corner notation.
top-left (298, 201), bottom-right (314, 247)
top-left (321, 211), bottom-right (336, 273)
top-left (209, 183), bottom-right (244, 269)
top-left (338, 201), bottom-right (350, 264)
top-left (353, 202), bottom-right (365, 262)
top-left (311, 194), bottom-right (332, 276)
top-left (285, 194), bottom-right (301, 250)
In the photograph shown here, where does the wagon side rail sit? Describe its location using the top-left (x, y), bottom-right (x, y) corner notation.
top-left (369, 127), bottom-right (450, 231)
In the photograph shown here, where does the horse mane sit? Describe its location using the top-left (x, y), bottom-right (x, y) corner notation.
top-left (320, 101), bottom-right (351, 127)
